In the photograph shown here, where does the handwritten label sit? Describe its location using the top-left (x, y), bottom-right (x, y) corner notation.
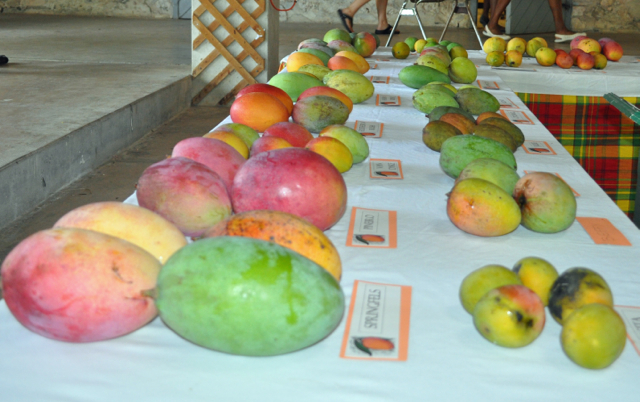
top-left (346, 207), bottom-right (397, 248)
top-left (576, 217), bottom-right (631, 246)
top-left (500, 109), bottom-right (534, 125)
top-left (340, 280), bottom-right (412, 361)
top-left (376, 94), bottom-right (401, 106)
top-left (477, 80), bottom-right (500, 90)
top-left (370, 76), bottom-right (390, 84)
top-left (354, 121), bottom-right (384, 138)
top-left (496, 96), bottom-right (520, 109)
top-left (615, 306), bottom-right (640, 357)
top-left (369, 159), bottom-right (403, 179)
top-left (522, 140), bottom-right (557, 155)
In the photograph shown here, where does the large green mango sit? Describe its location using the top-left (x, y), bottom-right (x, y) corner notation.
top-left (268, 72), bottom-right (325, 102)
top-left (413, 87), bottom-right (459, 114)
top-left (398, 64), bottom-right (451, 89)
top-left (323, 69), bottom-right (374, 104)
top-left (156, 237), bottom-right (345, 356)
top-left (454, 87), bottom-right (501, 115)
top-left (439, 135), bottom-right (517, 178)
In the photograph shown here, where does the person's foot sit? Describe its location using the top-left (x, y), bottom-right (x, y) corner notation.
top-left (554, 32), bottom-right (587, 43)
top-left (483, 26), bottom-right (510, 40)
top-left (338, 9), bottom-right (354, 33)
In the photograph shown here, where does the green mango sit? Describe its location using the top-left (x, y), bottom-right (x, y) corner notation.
top-left (398, 64), bottom-right (451, 89)
top-left (455, 87), bottom-right (501, 115)
top-left (439, 135), bottom-right (517, 178)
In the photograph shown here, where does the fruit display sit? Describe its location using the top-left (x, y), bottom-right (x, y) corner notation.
top-left (460, 259), bottom-right (627, 368)
top-left (482, 36), bottom-right (624, 70)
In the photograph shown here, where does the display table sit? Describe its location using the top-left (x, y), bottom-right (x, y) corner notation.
top-left (467, 50), bottom-right (640, 220)
top-left (2, 49), bottom-right (640, 401)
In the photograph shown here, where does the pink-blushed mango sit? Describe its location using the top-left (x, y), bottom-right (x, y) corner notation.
top-left (292, 95), bottom-right (350, 133)
top-left (171, 137), bottom-right (245, 190)
top-left (211, 122), bottom-right (260, 148)
top-left (250, 135), bottom-right (293, 157)
top-left (305, 136), bottom-right (354, 173)
top-left (603, 41), bottom-right (623, 61)
top-left (327, 55), bottom-right (360, 72)
top-left (54, 201), bottom-right (187, 264)
top-left (236, 83), bottom-right (294, 115)
top-left (203, 131), bottom-right (249, 159)
top-left (298, 86), bottom-right (353, 113)
top-left (230, 92), bottom-right (290, 132)
top-left (136, 157), bottom-right (232, 237)
top-left (1, 227), bottom-right (161, 342)
top-left (231, 148), bottom-right (347, 231)
top-left (262, 121), bottom-right (314, 147)
top-left (353, 32), bottom-right (377, 57)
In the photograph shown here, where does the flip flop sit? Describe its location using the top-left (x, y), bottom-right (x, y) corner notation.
top-left (337, 10), bottom-right (353, 33)
top-left (483, 26), bottom-right (510, 40)
top-left (374, 25), bottom-right (400, 35)
top-left (554, 32), bottom-right (587, 43)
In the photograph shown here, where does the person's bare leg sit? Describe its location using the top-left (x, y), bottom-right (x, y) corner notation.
top-left (487, 0), bottom-right (510, 35)
top-left (375, 0), bottom-right (389, 31)
top-left (547, 0), bottom-right (574, 35)
top-left (341, 0), bottom-right (371, 32)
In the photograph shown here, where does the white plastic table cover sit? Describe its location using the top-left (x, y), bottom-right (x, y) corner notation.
top-left (2, 48), bottom-right (640, 402)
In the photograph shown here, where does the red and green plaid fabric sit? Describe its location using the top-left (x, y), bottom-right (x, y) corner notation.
top-left (516, 93), bottom-right (640, 219)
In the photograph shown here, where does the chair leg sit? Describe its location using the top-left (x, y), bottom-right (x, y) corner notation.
top-left (464, 3), bottom-right (484, 49)
top-left (384, 10), bottom-right (407, 47)
top-left (413, 7), bottom-right (428, 40)
top-left (438, 1), bottom-right (458, 42)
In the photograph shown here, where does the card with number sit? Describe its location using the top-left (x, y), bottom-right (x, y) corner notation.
top-left (346, 207), bottom-right (397, 248)
top-left (522, 140), bottom-right (557, 155)
top-left (477, 80), bottom-right (500, 90)
top-left (576, 217), bottom-right (631, 246)
top-left (354, 120), bottom-right (384, 138)
top-left (340, 280), bottom-right (412, 361)
top-left (496, 96), bottom-right (520, 109)
top-left (376, 94), bottom-right (401, 106)
top-left (369, 159), bottom-right (403, 179)
top-left (500, 109), bottom-right (534, 125)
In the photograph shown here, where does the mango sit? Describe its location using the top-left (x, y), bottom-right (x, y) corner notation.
top-left (297, 64), bottom-right (332, 81)
top-left (204, 210), bottom-right (342, 280)
top-left (455, 87), bottom-right (501, 115)
top-left (548, 267), bottom-right (614, 325)
top-left (319, 124), bottom-right (370, 164)
top-left (1, 227), bottom-right (161, 342)
top-left (324, 28), bottom-right (351, 44)
top-left (412, 87), bottom-right (459, 114)
top-left (286, 51), bottom-right (324, 73)
top-left (212, 122), bottom-right (260, 148)
top-left (298, 47), bottom-right (331, 66)
top-left (292, 95), bottom-right (350, 133)
top-left (326, 39), bottom-right (357, 54)
top-left (480, 117), bottom-right (525, 148)
top-left (268, 72), bottom-right (325, 102)
top-left (322, 69), bottom-right (374, 104)
top-left (448, 57), bottom-right (478, 84)
top-left (428, 106), bottom-right (475, 122)
top-left (399, 64), bottom-right (451, 89)
top-left (54, 201), bottom-right (187, 264)
top-left (439, 112), bottom-right (476, 134)
top-left (298, 38), bottom-right (328, 49)
top-left (422, 120), bottom-right (462, 152)
top-left (298, 42), bottom-right (334, 58)
top-left (306, 136), bottom-right (354, 173)
top-left (473, 124), bottom-right (518, 152)
top-left (456, 158), bottom-right (520, 194)
top-left (439, 135), bottom-right (517, 178)
top-left (416, 55), bottom-right (449, 74)
top-left (155, 237), bottom-right (345, 356)
top-left (459, 264), bottom-right (522, 314)
top-left (447, 178), bottom-right (522, 237)
top-left (136, 157), bottom-right (232, 237)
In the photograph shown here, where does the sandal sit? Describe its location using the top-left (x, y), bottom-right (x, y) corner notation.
top-left (337, 10), bottom-right (353, 33)
top-left (375, 25), bottom-right (400, 35)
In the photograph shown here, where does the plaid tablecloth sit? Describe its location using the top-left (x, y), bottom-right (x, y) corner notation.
top-left (516, 93), bottom-right (640, 220)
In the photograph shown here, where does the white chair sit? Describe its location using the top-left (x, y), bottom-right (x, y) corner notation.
top-left (385, 0), bottom-right (484, 49)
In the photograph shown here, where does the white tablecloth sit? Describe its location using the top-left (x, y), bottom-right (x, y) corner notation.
top-left (2, 48), bottom-right (640, 401)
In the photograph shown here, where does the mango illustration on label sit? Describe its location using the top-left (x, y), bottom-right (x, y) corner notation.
top-left (370, 76), bottom-right (390, 84)
top-left (522, 140), bottom-right (557, 155)
top-left (500, 109), bottom-right (534, 125)
top-left (355, 121), bottom-right (384, 138)
top-left (369, 158), bottom-right (403, 179)
top-left (340, 280), bottom-right (412, 360)
top-left (346, 207), bottom-right (397, 248)
top-left (376, 94), bottom-right (401, 106)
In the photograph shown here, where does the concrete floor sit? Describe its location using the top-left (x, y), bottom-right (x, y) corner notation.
top-left (1, 13), bottom-right (640, 260)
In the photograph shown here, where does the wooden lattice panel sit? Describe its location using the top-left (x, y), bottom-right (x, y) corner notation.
top-left (191, 0), bottom-right (267, 105)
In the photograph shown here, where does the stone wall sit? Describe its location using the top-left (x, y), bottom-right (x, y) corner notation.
top-left (0, 0), bottom-right (173, 18)
top-left (572, 0), bottom-right (640, 32)
top-left (278, 0), bottom-right (639, 33)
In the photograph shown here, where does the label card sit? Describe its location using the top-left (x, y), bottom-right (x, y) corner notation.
top-left (523, 171), bottom-right (580, 197)
top-left (376, 94), bottom-right (401, 106)
top-left (340, 280), bottom-right (412, 361)
top-left (522, 140), bottom-right (557, 155)
top-left (369, 62), bottom-right (378, 69)
top-left (615, 306), bottom-right (640, 357)
top-left (346, 207), bottom-right (397, 248)
top-left (576, 217), bottom-right (632, 246)
top-left (500, 109), bottom-right (534, 125)
top-left (354, 121), bottom-right (384, 138)
top-left (376, 57), bottom-right (391, 62)
top-left (477, 80), bottom-right (500, 90)
top-left (492, 66), bottom-right (537, 72)
top-left (370, 76), bottom-right (390, 84)
top-left (496, 96), bottom-right (520, 109)
top-left (369, 158), bottom-right (403, 179)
